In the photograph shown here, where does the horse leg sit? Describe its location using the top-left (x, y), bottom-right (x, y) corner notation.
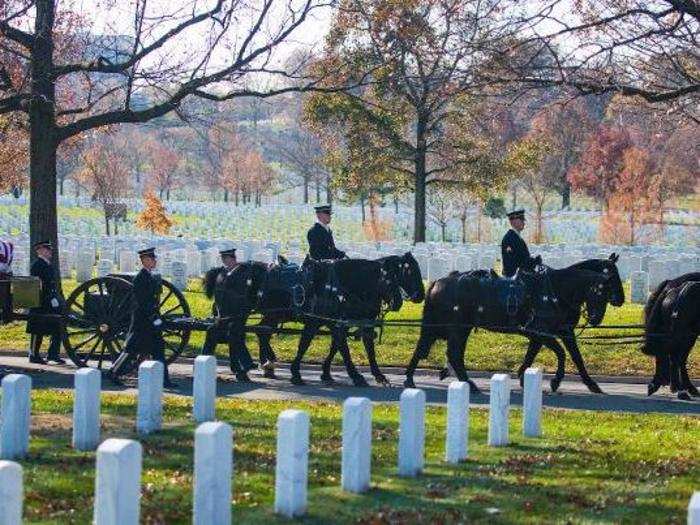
top-left (362, 329), bottom-right (389, 386)
top-left (447, 328), bottom-right (480, 394)
top-left (670, 351), bottom-right (690, 400)
top-left (290, 321), bottom-right (320, 386)
top-left (680, 343), bottom-right (699, 397)
top-left (561, 334), bottom-right (603, 394)
top-left (404, 331), bottom-right (438, 388)
top-left (320, 339), bottom-right (338, 383)
top-left (647, 353), bottom-right (670, 396)
top-left (334, 326), bottom-right (368, 387)
top-left (541, 337), bottom-right (567, 393)
top-left (517, 339), bottom-right (543, 388)
top-left (257, 316), bottom-right (277, 379)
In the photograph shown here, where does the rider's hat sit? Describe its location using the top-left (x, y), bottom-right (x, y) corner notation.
top-left (219, 248), bottom-right (237, 257)
top-left (314, 204), bottom-right (332, 215)
top-left (507, 209), bottom-right (525, 221)
top-left (33, 240), bottom-right (52, 251)
top-left (137, 247), bottom-right (156, 258)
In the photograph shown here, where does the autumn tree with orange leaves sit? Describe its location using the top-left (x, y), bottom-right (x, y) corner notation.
top-left (136, 191), bottom-right (173, 236)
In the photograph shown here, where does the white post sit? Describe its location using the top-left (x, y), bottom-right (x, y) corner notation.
top-left (445, 381), bottom-right (470, 463)
top-left (1, 374), bottom-right (31, 460)
top-left (94, 439), bottom-right (142, 525)
top-left (0, 461), bottom-right (23, 525)
top-left (274, 410), bottom-right (309, 518)
top-left (398, 388), bottom-right (425, 477)
top-left (689, 492), bottom-right (700, 525)
top-left (523, 368), bottom-right (543, 438)
top-left (137, 361), bottom-right (163, 435)
top-left (193, 356), bottom-right (217, 423)
top-left (73, 368), bottom-right (101, 451)
top-left (194, 422), bottom-right (233, 525)
top-left (341, 397), bottom-right (372, 493)
top-left (488, 374), bottom-right (511, 447)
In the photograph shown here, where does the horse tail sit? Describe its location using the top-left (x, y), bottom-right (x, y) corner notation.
top-left (641, 279), bottom-right (669, 356)
top-left (203, 267), bottom-right (220, 299)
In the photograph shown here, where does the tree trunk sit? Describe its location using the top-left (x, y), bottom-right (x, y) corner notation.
top-left (325, 175), bottom-right (333, 204)
top-left (315, 181), bottom-right (321, 203)
top-left (460, 215), bottom-right (467, 243)
top-left (561, 182), bottom-right (570, 209)
top-left (58, 175), bottom-right (64, 196)
top-left (303, 176), bottom-right (309, 204)
top-left (360, 195), bottom-right (366, 223)
top-left (29, 0), bottom-right (60, 278)
top-left (440, 223), bottom-right (446, 242)
top-left (104, 214), bottom-right (111, 236)
top-left (476, 202), bottom-right (482, 243)
top-left (413, 119), bottom-right (427, 243)
top-left (223, 188), bottom-right (229, 203)
top-left (394, 196), bottom-right (399, 214)
top-left (511, 185), bottom-right (517, 210)
top-left (166, 188), bottom-right (170, 201)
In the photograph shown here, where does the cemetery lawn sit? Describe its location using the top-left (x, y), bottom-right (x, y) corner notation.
top-left (0, 279), bottom-right (698, 378)
top-left (22, 390), bottom-right (700, 524)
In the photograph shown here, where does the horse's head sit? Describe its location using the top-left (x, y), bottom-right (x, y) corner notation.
top-left (584, 273), bottom-right (613, 326)
top-left (384, 252), bottom-right (425, 303)
top-left (574, 254), bottom-right (625, 307)
top-left (215, 262), bottom-right (268, 311)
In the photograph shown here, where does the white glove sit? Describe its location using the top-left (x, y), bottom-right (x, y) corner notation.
top-left (153, 318), bottom-right (163, 327)
top-left (50, 298), bottom-right (59, 308)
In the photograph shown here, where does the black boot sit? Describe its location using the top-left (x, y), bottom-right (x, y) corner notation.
top-left (47, 335), bottom-right (66, 364)
top-left (163, 365), bottom-right (177, 388)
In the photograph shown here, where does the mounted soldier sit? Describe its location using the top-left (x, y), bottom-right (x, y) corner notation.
top-left (307, 204), bottom-right (346, 260)
top-left (500, 209), bottom-right (542, 277)
top-left (27, 241), bottom-right (65, 365)
top-left (110, 247), bottom-right (175, 387)
top-left (201, 247), bottom-right (256, 380)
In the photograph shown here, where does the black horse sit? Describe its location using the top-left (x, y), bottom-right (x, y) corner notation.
top-left (405, 258), bottom-right (622, 394)
top-left (287, 253), bottom-right (425, 386)
top-left (643, 272), bottom-right (699, 400)
top-left (204, 253), bottom-right (424, 386)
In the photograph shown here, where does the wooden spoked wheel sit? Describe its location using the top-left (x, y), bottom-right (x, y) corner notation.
top-left (63, 276), bottom-right (133, 368)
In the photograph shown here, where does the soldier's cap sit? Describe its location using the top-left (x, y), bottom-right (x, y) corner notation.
top-left (137, 247), bottom-right (157, 258)
top-left (33, 240), bottom-right (52, 250)
top-left (314, 204), bottom-right (332, 214)
top-left (507, 209), bottom-right (526, 220)
top-left (219, 248), bottom-right (236, 257)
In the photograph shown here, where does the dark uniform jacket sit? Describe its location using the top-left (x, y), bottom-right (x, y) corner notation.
top-left (131, 267), bottom-right (162, 329)
top-left (307, 222), bottom-right (346, 260)
top-left (27, 257), bottom-right (62, 335)
top-left (501, 229), bottom-right (539, 278)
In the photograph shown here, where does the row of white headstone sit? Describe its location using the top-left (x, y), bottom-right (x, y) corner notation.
top-left (0, 365), bottom-right (698, 523)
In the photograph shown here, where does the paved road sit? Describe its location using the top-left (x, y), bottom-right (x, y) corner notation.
top-left (1, 355), bottom-right (698, 415)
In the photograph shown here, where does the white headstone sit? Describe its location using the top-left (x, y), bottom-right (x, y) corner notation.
top-left (488, 374), bottom-right (510, 447)
top-left (73, 369), bottom-right (101, 451)
top-left (630, 271), bottom-right (649, 304)
top-left (523, 368), bottom-right (542, 438)
top-left (94, 439), bottom-right (142, 525)
top-left (137, 361), bottom-right (163, 435)
top-left (118, 251), bottom-right (136, 273)
top-left (75, 254), bottom-right (93, 282)
top-left (97, 259), bottom-right (113, 277)
top-left (171, 261), bottom-right (187, 291)
top-left (398, 388), bottom-right (425, 477)
top-left (341, 397), bottom-right (372, 493)
top-left (193, 356), bottom-right (217, 423)
top-left (689, 492), bottom-right (700, 525)
top-left (194, 422), bottom-right (232, 525)
top-left (274, 410), bottom-right (309, 518)
top-left (445, 381), bottom-right (470, 463)
top-left (0, 460), bottom-right (22, 525)
top-left (0, 374), bottom-right (31, 460)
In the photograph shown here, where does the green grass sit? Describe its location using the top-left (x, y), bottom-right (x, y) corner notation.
top-left (19, 390), bottom-right (700, 524)
top-left (2, 279), bottom-right (698, 378)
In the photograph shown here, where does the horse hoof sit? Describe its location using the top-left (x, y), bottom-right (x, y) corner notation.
top-left (687, 386), bottom-right (700, 397)
top-left (647, 382), bottom-right (660, 396)
top-left (438, 368), bottom-right (450, 381)
top-left (550, 378), bottom-right (561, 393)
top-left (235, 372), bottom-right (251, 383)
top-left (290, 375), bottom-right (306, 386)
top-left (352, 375), bottom-right (369, 387)
top-left (468, 381), bottom-right (481, 395)
top-left (587, 382), bottom-right (604, 394)
top-left (263, 369), bottom-right (277, 380)
top-left (404, 378), bottom-right (415, 388)
top-left (677, 391), bottom-right (691, 401)
top-left (320, 373), bottom-right (335, 384)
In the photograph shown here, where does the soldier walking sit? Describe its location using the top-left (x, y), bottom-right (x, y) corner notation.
top-left (27, 241), bottom-right (65, 364)
top-left (111, 247), bottom-right (175, 387)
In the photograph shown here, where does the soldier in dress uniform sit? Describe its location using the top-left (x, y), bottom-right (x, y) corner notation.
top-left (202, 247), bottom-right (256, 381)
top-left (500, 209), bottom-right (542, 278)
top-left (111, 247), bottom-right (175, 387)
top-left (27, 241), bottom-right (65, 364)
top-left (0, 240), bottom-right (14, 324)
top-left (307, 204), bottom-right (346, 260)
